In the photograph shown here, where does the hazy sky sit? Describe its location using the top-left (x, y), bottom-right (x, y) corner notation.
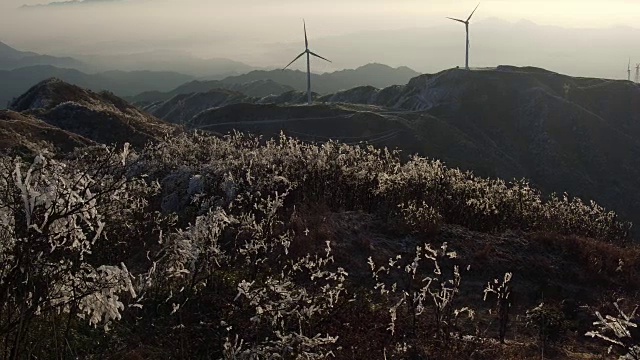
top-left (2, 0), bottom-right (640, 78)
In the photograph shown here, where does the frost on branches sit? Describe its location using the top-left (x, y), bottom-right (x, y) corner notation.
top-left (586, 300), bottom-right (639, 360)
top-left (0, 145), bottom-right (154, 355)
top-left (0, 131), bottom-right (634, 358)
top-left (368, 242), bottom-right (473, 352)
top-left (137, 158), bottom-right (348, 359)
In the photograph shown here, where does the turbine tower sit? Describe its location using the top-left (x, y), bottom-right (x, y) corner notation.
top-left (447, 3), bottom-right (480, 70)
top-left (628, 59), bottom-right (632, 81)
top-left (283, 20), bottom-right (332, 105)
top-left (636, 63), bottom-right (639, 83)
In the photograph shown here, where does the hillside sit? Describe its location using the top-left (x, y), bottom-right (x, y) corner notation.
top-left (0, 109), bottom-right (95, 156)
top-left (7, 78), bottom-right (175, 147)
top-left (0, 79), bottom-right (639, 359)
top-left (367, 66), bottom-right (640, 228)
top-left (155, 67), bottom-right (640, 231)
top-left (130, 79), bottom-right (293, 107)
top-left (144, 89), bottom-right (254, 124)
top-left (0, 128), bottom-right (636, 359)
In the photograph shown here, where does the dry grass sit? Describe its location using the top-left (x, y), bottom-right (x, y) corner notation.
top-left (529, 232), bottom-right (640, 291)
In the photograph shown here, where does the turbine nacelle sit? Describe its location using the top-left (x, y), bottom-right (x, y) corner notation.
top-left (446, 17), bottom-right (468, 25)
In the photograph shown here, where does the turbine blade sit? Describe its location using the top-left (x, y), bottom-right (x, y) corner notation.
top-left (283, 51), bottom-right (306, 70)
top-left (309, 51), bottom-right (332, 63)
top-left (447, 17), bottom-right (467, 24)
top-left (467, 3), bottom-right (480, 22)
top-left (304, 19), bottom-right (308, 49)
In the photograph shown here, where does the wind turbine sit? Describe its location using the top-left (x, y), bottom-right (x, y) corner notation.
top-left (447, 3), bottom-right (480, 70)
top-left (283, 20), bottom-right (331, 105)
top-left (628, 59), bottom-right (632, 81)
top-left (635, 63), bottom-right (639, 83)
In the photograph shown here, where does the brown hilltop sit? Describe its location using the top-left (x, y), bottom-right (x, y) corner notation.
top-left (8, 78), bottom-right (176, 148)
top-left (0, 109), bottom-right (95, 156)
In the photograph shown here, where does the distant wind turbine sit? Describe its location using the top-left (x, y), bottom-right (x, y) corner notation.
top-left (447, 3), bottom-right (480, 70)
top-left (283, 20), bottom-right (332, 105)
top-left (628, 58), bottom-right (632, 81)
top-left (635, 63), bottom-right (639, 83)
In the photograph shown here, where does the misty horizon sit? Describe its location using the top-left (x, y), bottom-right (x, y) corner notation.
top-left (2, 1), bottom-right (640, 80)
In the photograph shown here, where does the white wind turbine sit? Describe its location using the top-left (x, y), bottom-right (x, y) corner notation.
top-left (447, 3), bottom-right (480, 70)
top-left (635, 63), bottom-right (640, 83)
top-left (283, 20), bottom-right (332, 105)
top-left (628, 58), bottom-right (632, 81)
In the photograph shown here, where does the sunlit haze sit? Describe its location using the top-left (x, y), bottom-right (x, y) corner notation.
top-left (2, 0), bottom-right (640, 78)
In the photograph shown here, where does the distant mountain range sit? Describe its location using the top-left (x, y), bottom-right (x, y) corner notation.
top-left (0, 41), bottom-right (203, 107)
top-left (0, 41), bottom-right (86, 71)
top-left (0, 65), bottom-right (195, 108)
top-left (0, 62), bottom-right (418, 110)
top-left (129, 63), bottom-right (421, 106)
top-left (0, 41), bottom-right (422, 109)
top-left (219, 63), bottom-right (420, 94)
top-left (75, 50), bottom-right (256, 78)
top-left (0, 40), bottom-right (254, 80)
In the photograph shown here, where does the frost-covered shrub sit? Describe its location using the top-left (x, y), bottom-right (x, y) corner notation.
top-left (484, 272), bottom-right (513, 343)
top-left (1, 130), bottom-right (631, 358)
top-left (137, 163), bottom-right (349, 358)
top-left (526, 302), bottom-right (568, 352)
top-left (392, 200), bottom-right (442, 236)
top-left (0, 145), bottom-right (158, 357)
top-left (368, 242), bottom-right (473, 353)
top-left (586, 300), bottom-right (639, 359)
top-left (141, 132), bottom-right (631, 243)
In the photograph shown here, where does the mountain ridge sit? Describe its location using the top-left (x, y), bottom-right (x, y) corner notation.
top-left (6, 78), bottom-right (175, 148)
top-left (152, 66), bottom-right (640, 232)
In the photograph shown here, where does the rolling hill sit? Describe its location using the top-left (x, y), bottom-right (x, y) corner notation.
top-left (5, 78), bottom-right (175, 149)
top-left (156, 66), bottom-right (640, 231)
top-left (130, 79), bottom-right (294, 107)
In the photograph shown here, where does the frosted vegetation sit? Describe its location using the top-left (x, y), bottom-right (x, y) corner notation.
top-left (0, 132), bottom-right (635, 358)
